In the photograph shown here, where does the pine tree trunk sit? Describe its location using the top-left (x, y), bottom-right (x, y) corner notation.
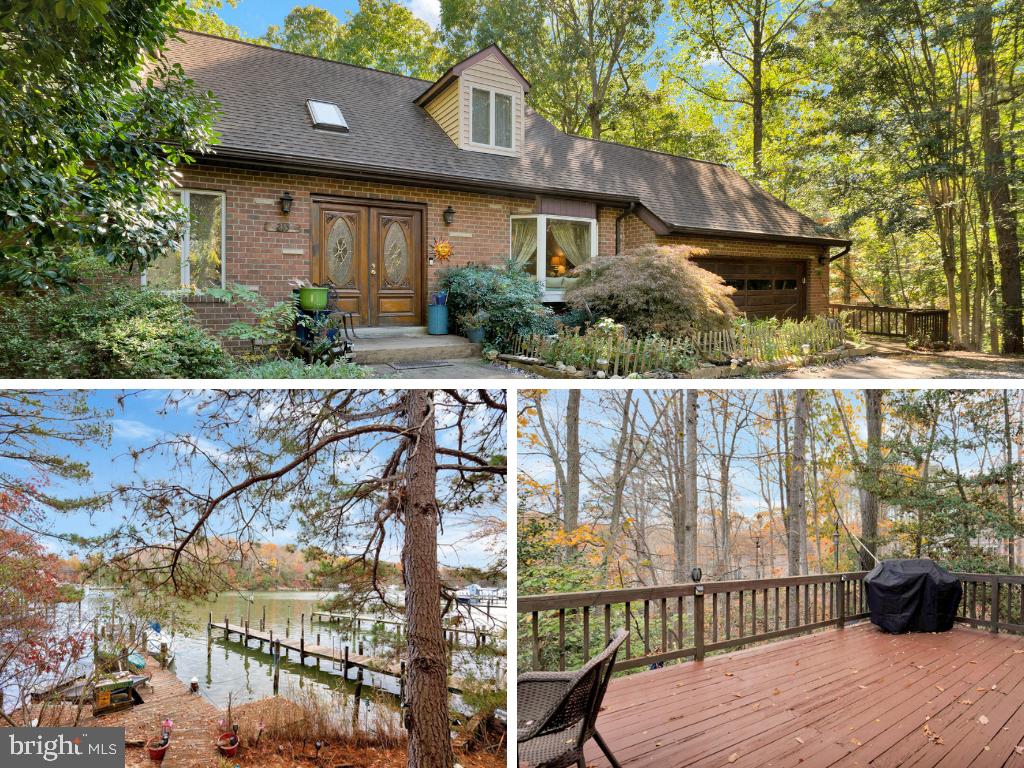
top-left (402, 390), bottom-right (453, 768)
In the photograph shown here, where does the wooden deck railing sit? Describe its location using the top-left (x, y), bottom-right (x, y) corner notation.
top-left (954, 573), bottom-right (1024, 634)
top-left (518, 572), bottom-right (870, 673)
top-left (827, 303), bottom-right (949, 344)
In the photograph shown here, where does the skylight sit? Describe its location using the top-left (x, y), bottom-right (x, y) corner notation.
top-left (307, 99), bottom-right (349, 133)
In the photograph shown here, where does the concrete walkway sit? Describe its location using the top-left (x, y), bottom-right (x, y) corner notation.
top-left (370, 359), bottom-right (528, 379)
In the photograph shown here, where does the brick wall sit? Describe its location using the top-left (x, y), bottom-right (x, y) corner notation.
top-left (175, 162), bottom-right (535, 307)
top-left (173, 165), bottom-right (830, 332)
top-left (614, 212), bottom-right (831, 317)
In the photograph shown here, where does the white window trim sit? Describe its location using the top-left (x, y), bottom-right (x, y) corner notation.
top-left (510, 213), bottom-right (598, 302)
top-left (469, 86), bottom-right (516, 151)
top-left (143, 189), bottom-right (227, 291)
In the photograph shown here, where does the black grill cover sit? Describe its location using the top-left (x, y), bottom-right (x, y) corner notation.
top-left (864, 559), bottom-right (963, 633)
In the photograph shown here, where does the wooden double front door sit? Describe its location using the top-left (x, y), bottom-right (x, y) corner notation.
top-left (312, 200), bottom-right (423, 326)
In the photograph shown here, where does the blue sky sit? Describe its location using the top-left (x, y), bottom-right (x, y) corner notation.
top-left (6, 390), bottom-right (500, 570)
top-left (217, 0), bottom-right (443, 35)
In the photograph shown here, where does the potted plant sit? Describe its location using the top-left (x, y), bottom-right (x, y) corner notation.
top-left (147, 719), bottom-right (173, 762)
top-left (290, 279), bottom-right (329, 312)
top-left (459, 310), bottom-right (488, 343)
top-left (217, 722), bottom-right (240, 758)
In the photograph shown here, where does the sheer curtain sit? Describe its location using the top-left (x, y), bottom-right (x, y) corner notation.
top-left (547, 220), bottom-right (591, 287)
top-left (511, 218), bottom-right (538, 274)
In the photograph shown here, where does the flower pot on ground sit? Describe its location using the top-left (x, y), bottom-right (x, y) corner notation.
top-left (217, 732), bottom-right (239, 757)
top-left (458, 310), bottom-right (489, 343)
top-left (146, 736), bottom-right (169, 762)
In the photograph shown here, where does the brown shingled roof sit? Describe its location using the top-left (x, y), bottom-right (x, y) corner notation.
top-left (164, 31), bottom-right (848, 246)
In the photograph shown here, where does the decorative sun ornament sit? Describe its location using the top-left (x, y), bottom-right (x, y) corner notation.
top-left (432, 237), bottom-right (453, 262)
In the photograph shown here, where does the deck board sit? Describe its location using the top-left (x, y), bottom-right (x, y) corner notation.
top-left (584, 623), bottom-right (1024, 768)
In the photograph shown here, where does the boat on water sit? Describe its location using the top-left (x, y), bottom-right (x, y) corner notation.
top-left (146, 621), bottom-right (176, 665)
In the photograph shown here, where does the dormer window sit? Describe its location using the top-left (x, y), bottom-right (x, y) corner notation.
top-left (470, 88), bottom-right (514, 149)
top-left (307, 99), bottom-right (349, 133)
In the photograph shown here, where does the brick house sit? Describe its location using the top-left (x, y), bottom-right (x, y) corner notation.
top-left (158, 31), bottom-right (850, 336)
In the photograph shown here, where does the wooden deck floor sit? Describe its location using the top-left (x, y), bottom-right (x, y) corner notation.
top-left (586, 622), bottom-right (1024, 768)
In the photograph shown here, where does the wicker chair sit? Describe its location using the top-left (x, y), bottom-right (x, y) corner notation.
top-left (517, 631), bottom-right (627, 768)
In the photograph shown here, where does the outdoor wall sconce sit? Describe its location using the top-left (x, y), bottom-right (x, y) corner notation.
top-left (442, 205), bottom-right (456, 225)
top-left (279, 191), bottom-right (294, 215)
top-left (691, 567), bottom-right (702, 583)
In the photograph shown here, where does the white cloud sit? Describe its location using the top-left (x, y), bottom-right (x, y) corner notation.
top-left (406, 0), bottom-right (441, 28)
top-left (112, 418), bottom-right (161, 442)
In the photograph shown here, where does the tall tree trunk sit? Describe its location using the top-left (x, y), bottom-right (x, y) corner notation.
top-left (671, 394), bottom-right (687, 583)
top-left (975, 0), bottom-right (1024, 353)
top-left (751, 25), bottom-right (764, 177)
top-left (861, 390), bottom-right (882, 570)
top-left (402, 390), bottom-right (453, 768)
top-left (564, 390), bottom-right (581, 534)
top-left (684, 391), bottom-right (699, 573)
top-left (1005, 390), bottom-right (1016, 570)
top-left (787, 392), bottom-right (807, 577)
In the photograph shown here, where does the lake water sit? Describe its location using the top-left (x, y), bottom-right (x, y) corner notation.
top-left (84, 588), bottom-right (506, 717)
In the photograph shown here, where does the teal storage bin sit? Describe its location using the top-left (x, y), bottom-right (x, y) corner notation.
top-left (427, 304), bottom-right (448, 335)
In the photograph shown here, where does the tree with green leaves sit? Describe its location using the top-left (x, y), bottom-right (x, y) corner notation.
top-left (0, 0), bottom-right (219, 291)
top-left (264, 0), bottom-right (443, 78)
top-left (668, 0), bottom-right (816, 178)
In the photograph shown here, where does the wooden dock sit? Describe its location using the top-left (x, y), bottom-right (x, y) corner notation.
top-left (309, 609), bottom-right (502, 647)
top-left (209, 615), bottom-right (467, 693)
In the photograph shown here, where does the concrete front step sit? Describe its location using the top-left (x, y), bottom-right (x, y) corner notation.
top-left (350, 332), bottom-right (481, 364)
top-left (353, 325), bottom-right (428, 339)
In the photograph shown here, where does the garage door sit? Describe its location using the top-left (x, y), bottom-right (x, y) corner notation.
top-left (692, 258), bottom-right (807, 320)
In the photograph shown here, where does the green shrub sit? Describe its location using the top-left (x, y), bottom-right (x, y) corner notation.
top-left (0, 285), bottom-right (231, 378)
top-left (239, 359), bottom-right (373, 379)
top-left (566, 244), bottom-right (737, 336)
top-left (439, 261), bottom-right (552, 350)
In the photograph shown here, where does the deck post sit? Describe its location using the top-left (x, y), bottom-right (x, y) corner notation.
top-left (991, 577), bottom-right (1000, 634)
top-left (343, 646), bottom-right (349, 679)
top-left (838, 576), bottom-right (846, 629)
top-left (300, 636), bottom-right (305, 665)
top-left (224, 615), bottom-right (229, 640)
top-left (159, 642), bottom-right (168, 669)
top-left (317, 632), bottom-right (321, 645)
top-left (694, 585), bottom-right (705, 661)
top-left (208, 612), bottom-right (212, 637)
top-left (261, 605), bottom-right (266, 631)
top-left (244, 620), bottom-right (249, 646)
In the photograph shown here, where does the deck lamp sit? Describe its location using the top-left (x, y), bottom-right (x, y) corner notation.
top-left (691, 567), bottom-right (702, 583)
top-left (442, 205), bottom-right (456, 225)
top-left (279, 191), bottom-right (294, 215)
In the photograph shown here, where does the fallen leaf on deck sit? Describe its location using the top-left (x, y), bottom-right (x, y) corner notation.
top-left (724, 672), bottom-right (734, 677)
top-left (773, 688), bottom-right (781, 696)
top-left (979, 715), bottom-right (989, 725)
top-left (1013, 745), bottom-right (1024, 754)
top-left (859, 685), bottom-right (868, 689)
top-left (935, 685), bottom-right (945, 692)
top-left (795, 737), bottom-right (804, 744)
top-left (728, 753), bottom-right (739, 763)
top-left (958, 699), bottom-right (973, 705)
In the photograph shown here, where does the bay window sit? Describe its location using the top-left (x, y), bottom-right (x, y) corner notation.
top-left (510, 215), bottom-right (597, 300)
top-left (145, 189), bottom-right (225, 290)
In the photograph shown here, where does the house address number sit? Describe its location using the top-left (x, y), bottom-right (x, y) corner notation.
top-left (263, 222), bottom-right (304, 233)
